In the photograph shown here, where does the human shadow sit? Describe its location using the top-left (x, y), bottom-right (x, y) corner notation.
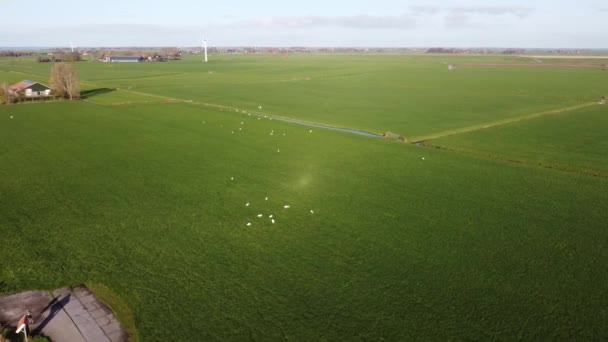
top-left (31, 293), bottom-right (71, 335)
top-left (80, 88), bottom-right (115, 99)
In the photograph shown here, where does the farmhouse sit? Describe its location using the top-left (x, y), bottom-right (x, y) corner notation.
top-left (103, 56), bottom-right (144, 63)
top-left (8, 80), bottom-right (52, 97)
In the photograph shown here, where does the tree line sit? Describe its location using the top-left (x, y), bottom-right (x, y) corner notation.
top-left (0, 50), bottom-right (35, 57)
top-left (37, 52), bottom-right (82, 63)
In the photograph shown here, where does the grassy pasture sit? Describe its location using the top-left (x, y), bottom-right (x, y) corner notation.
top-left (3, 54), bottom-right (606, 138)
top-left (0, 71), bottom-right (27, 85)
top-left (82, 88), bottom-right (168, 105)
top-left (1, 54), bottom-right (608, 340)
top-left (431, 105), bottom-right (608, 175)
top-left (78, 55), bottom-right (607, 139)
top-left (1, 101), bottom-right (608, 340)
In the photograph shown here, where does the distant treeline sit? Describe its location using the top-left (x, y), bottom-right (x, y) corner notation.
top-left (97, 48), bottom-right (181, 58)
top-left (0, 50), bottom-right (35, 57)
top-left (37, 52), bottom-right (82, 63)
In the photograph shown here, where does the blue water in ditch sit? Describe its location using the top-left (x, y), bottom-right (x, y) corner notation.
top-left (251, 113), bottom-right (382, 138)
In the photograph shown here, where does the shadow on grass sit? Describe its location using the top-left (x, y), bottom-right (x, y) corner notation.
top-left (81, 88), bottom-right (116, 99)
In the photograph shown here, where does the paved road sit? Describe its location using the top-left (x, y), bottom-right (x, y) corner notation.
top-left (0, 285), bottom-right (128, 342)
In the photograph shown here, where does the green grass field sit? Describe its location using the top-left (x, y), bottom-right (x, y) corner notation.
top-left (1, 54), bottom-right (607, 340)
top-left (2, 54), bottom-right (607, 137)
top-left (432, 105), bottom-right (608, 175)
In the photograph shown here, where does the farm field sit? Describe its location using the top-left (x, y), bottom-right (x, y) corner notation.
top-left (1, 54), bottom-right (608, 340)
top-left (2, 54), bottom-right (607, 138)
top-left (431, 105), bottom-right (608, 175)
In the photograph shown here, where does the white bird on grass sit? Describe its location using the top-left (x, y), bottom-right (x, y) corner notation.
top-left (230, 177), bottom-right (234, 180)
top-left (271, 219), bottom-right (275, 224)
top-left (269, 214), bottom-right (273, 218)
top-left (310, 210), bottom-right (314, 214)
top-left (257, 214), bottom-right (263, 218)
top-left (265, 197), bottom-right (268, 201)
top-left (246, 222), bottom-right (251, 226)
top-left (284, 205), bottom-right (290, 209)
top-left (246, 203), bottom-right (250, 207)
top-left (277, 148), bottom-right (280, 153)
top-left (10, 116), bottom-right (13, 119)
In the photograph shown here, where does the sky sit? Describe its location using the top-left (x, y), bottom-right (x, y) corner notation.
top-left (1, 0), bottom-right (607, 48)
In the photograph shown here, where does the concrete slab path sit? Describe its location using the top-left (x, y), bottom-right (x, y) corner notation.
top-left (0, 285), bottom-right (128, 342)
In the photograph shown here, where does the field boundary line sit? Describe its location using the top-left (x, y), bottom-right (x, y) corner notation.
top-left (118, 89), bottom-right (383, 137)
top-left (423, 143), bottom-right (608, 179)
top-left (455, 63), bottom-right (606, 69)
top-left (118, 89), bottom-right (189, 102)
top-left (412, 102), bottom-right (598, 142)
top-left (118, 89), bottom-right (253, 112)
top-left (8, 70), bottom-right (48, 79)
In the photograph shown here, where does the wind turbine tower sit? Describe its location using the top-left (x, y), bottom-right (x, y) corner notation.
top-left (203, 39), bottom-right (208, 63)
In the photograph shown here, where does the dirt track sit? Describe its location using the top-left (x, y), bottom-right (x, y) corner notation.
top-left (455, 63), bottom-right (606, 68)
top-left (412, 102), bottom-right (598, 143)
top-left (520, 55), bottom-right (608, 59)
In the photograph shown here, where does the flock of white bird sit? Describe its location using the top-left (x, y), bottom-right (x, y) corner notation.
top-left (213, 105), bottom-right (426, 226)
top-left (218, 107), bottom-right (318, 227)
top-left (239, 197), bottom-right (314, 227)
top-left (230, 174), bottom-right (315, 227)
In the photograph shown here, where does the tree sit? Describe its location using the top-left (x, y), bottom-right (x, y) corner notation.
top-left (62, 51), bottom-right (82, 62)
top-left (49, 63), bottom-right (80, 100)
top-left (0, 82), bottom-right (15, 105)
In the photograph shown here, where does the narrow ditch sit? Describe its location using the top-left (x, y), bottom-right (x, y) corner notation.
top-left (248, 112), bottom-right (383, 138)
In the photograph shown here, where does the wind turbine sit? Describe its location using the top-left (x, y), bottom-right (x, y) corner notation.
top-left (202, 38), bottom-right (208, 63)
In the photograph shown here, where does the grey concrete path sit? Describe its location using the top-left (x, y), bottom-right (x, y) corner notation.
top-left (0, 285), bottom-right (128, 342)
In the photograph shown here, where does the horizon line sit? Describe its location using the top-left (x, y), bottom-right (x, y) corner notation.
top-left (2, 46), bottom-right (608, 50)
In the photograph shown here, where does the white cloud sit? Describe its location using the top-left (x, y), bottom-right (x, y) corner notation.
top-left (441, 6), bottom-right (533, 28)
top-left (410, 6), bottom-right (441, 16)
top-left (217, 5), bottom-right (533, 31)
top-left (229, 13), bottom-right (418, 30)
top-left (448, 6), bottom-right (533, 19)
top-left (445, 13), bottom-right (477, 28)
